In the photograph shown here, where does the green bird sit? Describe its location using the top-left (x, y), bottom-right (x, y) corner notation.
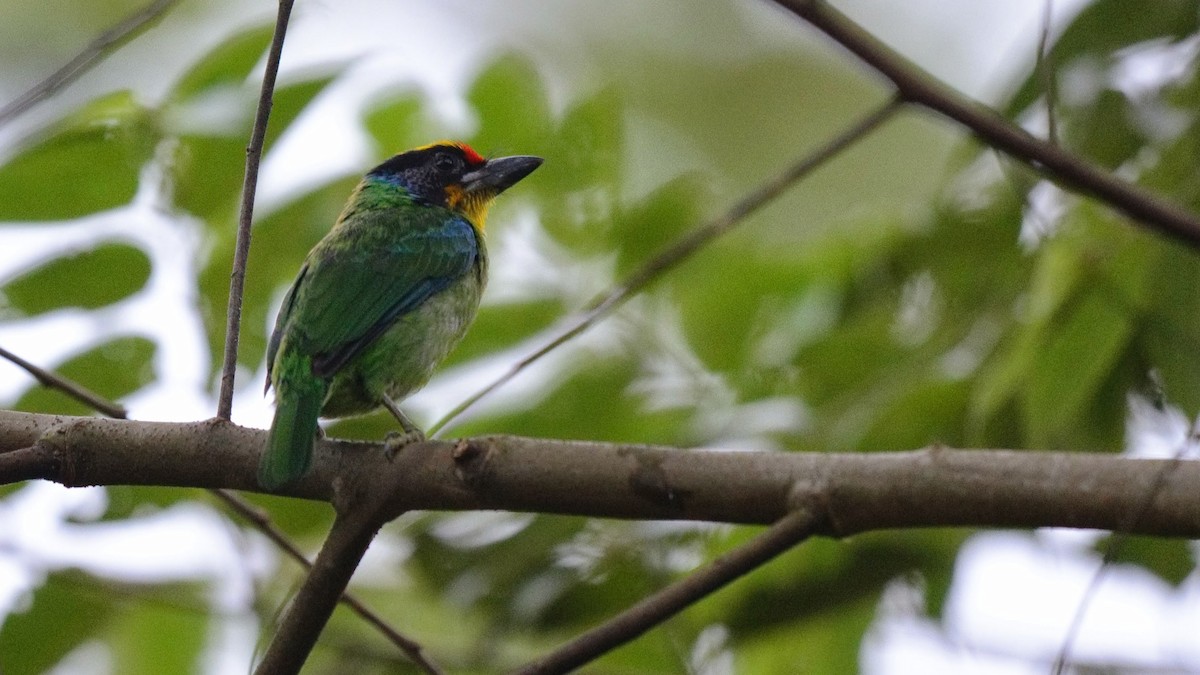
top-left (259, 141), bottom-right (542, 489)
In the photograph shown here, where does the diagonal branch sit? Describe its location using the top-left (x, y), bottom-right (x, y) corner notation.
top-left (211, 490), bottom-right (444, 675)
top-left (428, 96), bottom-right (904, 436)
top-left (0, 0), bottom-right (180, 127)
top-left (253, 497), bottom-right (393, 675)
top-left (515, 509), bottom-right (820, 674)
top-left (771, 0), bottom-right (1200, 247)
top-left (0, 345), bottom-right (127, 418)
top-left (1050, 433), bottom-right (1194, 675)
top-left (216, 0), bottom-right (295, 420)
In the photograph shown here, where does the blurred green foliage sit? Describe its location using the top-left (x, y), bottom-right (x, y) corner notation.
top-left (0, 1), bottom-right (1198, 673)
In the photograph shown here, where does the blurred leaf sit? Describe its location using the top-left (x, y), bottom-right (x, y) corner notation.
top-left (168, 24), bottom-right (273, 102)
top-left (721, 533), bottom-right (946, 633)
top-left (0, 91), bottom-right (156, 221)
top-left (1005, 0), bottom-right (1200, 116)
top-left (450, 352), bottom-right (690, 445)
top-left (246, 492), bottom-right (333, 539)
top-left (0, 242), bottom-right (150, 317)
top-left (0, 571), bottom-right (116, 675)
top-left (410, 516), bottom-right (587, 626)
top-left (612, 175), bottom-right (708, 275)
top-left (170, 133), bottom-right (246, 220)
top-left (108, 585), bottom-right (208, 674)
top-left (444, 298), bottom-right (563, 367)
top-left (552, 88), bottom-right (623, 193)
top-left (263, 70), bottom-right (343, 154)
top-left (14, 336), bottom-right (155, 415)
top-left (858, 379), bottom-right (971, 451)
top-left (735, 596), bottom-right (873, 675)
top-left (166, 26), bottom-right (281, 220)
top-left (467, 55), bottom-right (554, 159)
top-left (1094, 535), bottom-right (1195, 587)
top-left (1024, 293), bottom-right (1133, 448)
top-left (1065, 89), bottom-right (1145, 169)
top-left (363, 91), bottom-right (426, 156)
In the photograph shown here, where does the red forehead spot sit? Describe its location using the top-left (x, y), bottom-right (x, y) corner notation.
top-left (457, 143), bottom-right (485, 166)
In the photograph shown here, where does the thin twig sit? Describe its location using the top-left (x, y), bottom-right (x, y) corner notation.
top-left (514, 509), bottom-right (819, 675)
top-left (210, 490), bottom-right (445, 675)
top-left (0, 0), bottom-right (180, 127)
top-left (216, 0), bottom-right (295, 420)
top-left (772, 0), bottom-right (1200, 247)
top-left (1035, 0), bottom-right (1059, 146)
top-left (0, 345), bottom-right (127, 418)
top-left (427, 96), bottom-right (903, 436)
top-left (1050, 427), bottom-right (1196, 675)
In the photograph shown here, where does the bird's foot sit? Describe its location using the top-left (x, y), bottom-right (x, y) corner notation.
top-left (383, 429), bottom-right (426, 461)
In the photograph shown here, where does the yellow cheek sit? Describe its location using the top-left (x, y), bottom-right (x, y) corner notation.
top-left (445, 185), bottom-right (493, 230)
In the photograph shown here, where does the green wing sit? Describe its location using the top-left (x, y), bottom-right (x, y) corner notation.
top-left (267, 207), bottom-right (480, 382)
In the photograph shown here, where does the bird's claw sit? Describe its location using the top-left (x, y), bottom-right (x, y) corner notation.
top-left (383, 429), bottom-right (425, 461)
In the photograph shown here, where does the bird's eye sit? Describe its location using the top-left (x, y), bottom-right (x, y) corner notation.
top-left (433, 152), bottom-right (459, 174)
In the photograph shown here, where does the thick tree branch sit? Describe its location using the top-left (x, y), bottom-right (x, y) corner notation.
top-left (3, 411), bottom-right (1198, 538)
top-left (772, 0), bottom-right (1200, 248)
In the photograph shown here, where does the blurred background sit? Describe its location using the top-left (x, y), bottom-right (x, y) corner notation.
top-left (1, 0), bottom-right (1198, 672)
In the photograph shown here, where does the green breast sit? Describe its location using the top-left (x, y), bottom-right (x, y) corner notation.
top-left (321, 256), bottom-right (486, 418)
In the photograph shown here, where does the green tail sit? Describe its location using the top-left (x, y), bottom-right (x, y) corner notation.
top-left (260, 355), bottom-right (327, 489)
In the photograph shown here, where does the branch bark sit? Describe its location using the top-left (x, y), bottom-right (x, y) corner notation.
top-left (3, 410), bottom-right (1198, 538)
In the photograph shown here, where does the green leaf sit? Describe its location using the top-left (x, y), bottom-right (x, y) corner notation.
top-left (168, 24), bottom-right (273, 101)
top-left (363, 91), bottom-right (426, 155)
top-left (612, 175), bottom-right (708, 276)
top-left (1024, 293), bottom-right (1133, 447)
top-left (548, 87), bottom-right (624, 194)
top-left (467, 55), bottom-right (554, 159)
top-left (108, 585), bottom-right (208, 674)
top-left (448, 353), bottom-right (689, 445)
top-left (1005, 0), bottom-right (1200, 116)
top-left (735, 597), bottom-right (874, 675)
top-left (858, 379), bottom-right (971, 451)
top-left (1, 242), bottom-right (151, 317)
top-left (0, 570), bottom-right (117, 674)
top-left (13, 336), bottom-right (156, 415)
top-left (166, 25), bottom-right (281, 220)
top-left (0, 92), bottom-right (156, 221)
top-left (1065, 89), bottom-right (1144, 169)
top-left (263, 70), bottom-right (343, 154)
top-left (445, 298), bottom-right (563, 367)
top-left (1094, 535), bottom-right (1195, 587)
top-left (170, 133), bottom-right (246, 219)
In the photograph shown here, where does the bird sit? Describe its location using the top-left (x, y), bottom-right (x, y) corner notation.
top-left (258, 141), bottom-right (542, 489)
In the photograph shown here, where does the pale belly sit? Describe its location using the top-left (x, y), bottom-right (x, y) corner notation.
top-left (320, 274), bottom-right (482, 418)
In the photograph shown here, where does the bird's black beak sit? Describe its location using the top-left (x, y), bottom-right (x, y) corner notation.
top-left (462, 155), bottom-right (543, 195)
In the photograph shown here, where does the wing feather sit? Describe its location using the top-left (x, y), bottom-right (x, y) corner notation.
top-left (271, 208), bottom-right (479, 382)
